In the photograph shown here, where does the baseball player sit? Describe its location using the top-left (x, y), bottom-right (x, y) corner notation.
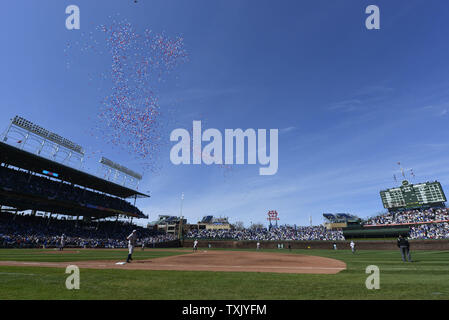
top-left (397, 235), bottom-right (412, 262)
top-left (59, 234), bottom-right (65, 251)
top-left (256, 242), bottom-right (260, 250)
top-left (126, 230), bottom-right (137, 263)
top-left (193, 239), bottom-right (198, 252)
top-left (350, 240), bottom-right (355, 254)
top-left (333, 242), bottom-right (337, 250)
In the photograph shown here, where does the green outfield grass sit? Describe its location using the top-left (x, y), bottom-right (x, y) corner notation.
top-left (0, 248), bottom-right (185, 262)
top-left (1, 248), bottom-right (449, 300)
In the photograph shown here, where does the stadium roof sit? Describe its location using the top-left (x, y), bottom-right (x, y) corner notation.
top-left (0, 141), bottom-right (149, 199)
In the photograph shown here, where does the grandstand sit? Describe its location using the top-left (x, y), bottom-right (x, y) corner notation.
top-left (196, 216), bottom-right (231, 230)
top-left (0, 116), bottom-right (157, 247)
top-left (323, 213), bottom-right (360, 230)
top-left (0, 211), bottom-right (175, 249)
top-left (147, 215), bottom-right (187, 237)
top-left (360, 207), bottom-right (449, 239)
top-left (186, 224), bottom-right (344, 241)
top-left (318, 179), bottom-right (449, 239)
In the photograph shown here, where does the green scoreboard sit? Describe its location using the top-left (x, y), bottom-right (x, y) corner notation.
top-left (380, 180), bottom-right (447, 210)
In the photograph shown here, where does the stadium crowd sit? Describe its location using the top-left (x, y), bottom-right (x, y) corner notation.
top-left (0, 212), bottom-right (176, 248)
top-left (0, 166), bottom-right (144, 217)
top-left (409, 222), bottom-right (449, 240)
top-left (362, 208), bottom-right (449, 240)
top-left (365, 208), bottom-right (449, 225)
top-left (186, 225), bottom-right (344, 241)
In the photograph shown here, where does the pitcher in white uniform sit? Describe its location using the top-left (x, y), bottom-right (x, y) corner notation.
top-left (126, 230), bottom-right (137, 263)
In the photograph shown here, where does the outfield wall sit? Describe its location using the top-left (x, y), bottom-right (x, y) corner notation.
top-left (182, 239), bottom-right (449, 250)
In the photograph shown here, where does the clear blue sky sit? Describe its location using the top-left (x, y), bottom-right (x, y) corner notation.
top-left (2, 1), bottom-right (449, 227)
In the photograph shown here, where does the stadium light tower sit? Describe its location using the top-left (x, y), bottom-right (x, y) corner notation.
top-left (1, 116), bottom-right (85, 168)
top-left (178, 192), bottom-right (184, 240)
top-left (99, 157), bottom-right (142, 190)
top-left (180, 192), bottom-right (184, 218)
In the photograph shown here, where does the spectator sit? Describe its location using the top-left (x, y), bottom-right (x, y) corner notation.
top-left (0, 211), bottom-right (176, 248)
top-left (185, 224), bottom-right (345, 241)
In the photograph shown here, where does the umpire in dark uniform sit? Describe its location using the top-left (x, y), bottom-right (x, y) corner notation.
top-left (397, 235), bottom-right (412, 262)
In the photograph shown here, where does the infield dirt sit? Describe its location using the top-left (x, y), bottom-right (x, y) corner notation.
top-left (0, 250), bottom-right (346, 274)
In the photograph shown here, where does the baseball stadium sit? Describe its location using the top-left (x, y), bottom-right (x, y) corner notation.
top-left (1, 117), bottom-right (449, 300)
top-left (3, 0), bottom-right (449, 306)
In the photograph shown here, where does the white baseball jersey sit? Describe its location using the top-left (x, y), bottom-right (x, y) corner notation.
top-left (127, 232), bottom-right (137, 246)
top-left (127, 232), bottom-right (137, 254)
